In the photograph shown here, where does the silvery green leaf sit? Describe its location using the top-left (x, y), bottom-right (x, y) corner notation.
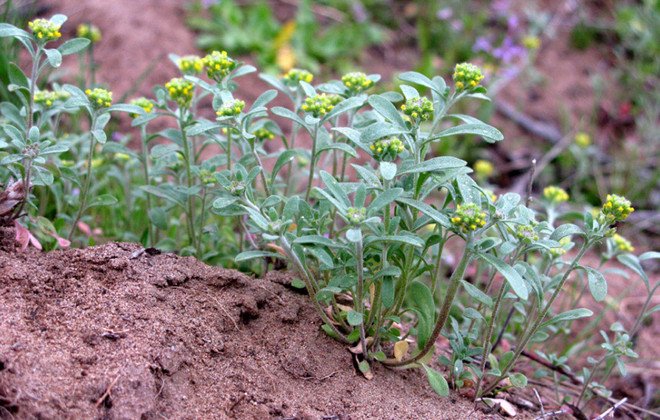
top-left (213, 196), bottom-right (238, 209)
top-left (58, 38), bottom-right (90, 55)
top-left (346, 228), bottom-right (362, 243)
top-left (49, 14), bottom-right (68, 26)
top-left (379, 161), bottom-right (397, 181)
top-left (91, 129), bottom-right (107, 143)
top-left (322, 96), bottom-right (364, 123)
top-left (399, 85), bottom-right (419, 101)
top-left (368, 95), bottom-right (406, 128)
top-left (541, 308), bottom-right (593, 328)
top-left (478, 253), bottom-right (529, 300)
top-left (434, 123), bottom-right (503, 143)
top-left (235, 250), bottom-right (282, 262)
top-left (423, 365), bottom-right (449, 397)
top-left (550, 224), bottom-right (584, 241)
top-left (585, 266), bottom-right (607, 302)
top-left (44, 48), bottom-right (62, 68)
top-left (399, 156), bottom-right (466, 175)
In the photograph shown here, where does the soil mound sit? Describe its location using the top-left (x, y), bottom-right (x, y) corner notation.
top-left (0, 242), bottom-right (496, 419)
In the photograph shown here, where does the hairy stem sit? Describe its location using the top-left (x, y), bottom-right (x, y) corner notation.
top-left (383, 246), bottom-right (472, 367)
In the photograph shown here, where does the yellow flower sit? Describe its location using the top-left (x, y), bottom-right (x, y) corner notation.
top-left (165, 78), bottom-right (194, 108)
top-left (77, 23), bottom-right (101, 43)
top-left (130, 97), bottom-right (154, 117)
top-left (341, 72), bottom-right (374, 93)
top-left (216, 99), bottom-right (245, 118)
top-left (401, 97), bottom-right (433, 121)
top-left (302, 94), bottom-right (337, 118)
top-left (612, 234), bottom-right (634, 253)
top-left (203, 50), bottom-right (237, 81)
top-left (453, 63), bottom-right (485, 91)
top-left (575, 132), bottom-right (591, 148)
top-left (283, 68), bottom-right (314, 86)
top-left (28, 18), bottom-right (62, 42)
top-left (452, 203), bottom-right (487, 233)
top-left (177, 55), bottom-right (204, 75)
top-left (600, 194), bottom-right (634, 223)
top-left (474, 159), bottom-right (494, 178)
top-left (543, 186), bottom-right (569, 204)
top-left (85, 88), bottom-right (113, 109)
top-left (522, 35), bottom-right (541, 50)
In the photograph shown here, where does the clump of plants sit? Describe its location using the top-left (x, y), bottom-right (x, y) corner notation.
top-left (1, 14), bottom-right (657, 415)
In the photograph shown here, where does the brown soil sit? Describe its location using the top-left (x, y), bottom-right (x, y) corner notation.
top-left (0, 235), bottom-right (520, 419)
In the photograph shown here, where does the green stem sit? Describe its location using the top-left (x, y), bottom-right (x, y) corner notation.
top-left (304, 124), bottom-right (319, 201)
top-left (383, 246), bottom-right (473, 366)
top-left (226, 128), bottom-right (232, 171)
top-left (475, 281), bottom-right (508, 398)
top-left (139, 124), bottom-right (154, 245)
top-left (179, 111), bottom-right (198, 254)
top-left (280, 235), bottom-right (348, 344)
top-left (67, 115), bottom-right (98, 241)
top-left (355, 235), bottom-right (369, 359)
top-left (482, 243), bottom-right (589, 395)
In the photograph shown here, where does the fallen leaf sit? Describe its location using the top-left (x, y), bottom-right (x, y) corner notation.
top-left (480, 398), bottom-right (517, 417)
top-left (394, 340), bottom-right (409, 362)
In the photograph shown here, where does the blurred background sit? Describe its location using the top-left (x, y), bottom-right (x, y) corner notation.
top-left (2, 0), bottom-right (658, 250)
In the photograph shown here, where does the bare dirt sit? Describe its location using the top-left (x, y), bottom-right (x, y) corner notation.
top-left (0, 232), bottom-right (519, 419)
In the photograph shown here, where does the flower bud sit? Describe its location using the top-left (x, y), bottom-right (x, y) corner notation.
top-left (177, 55), bottom-right (204, 75)
top-left (301, 94), bottom-right (337, 118)
top-left (612, 234), bottom-right (634, 253)
top-left (453, 62), bottom-right (484, 91)
top-left (85, 88), bottom-right (113, 109)
top-left (283, 68), bottom-right (313, 86)
top-left (130, 97), bottom-right (154, 118)
top-left (543, 186), bottom-right (569, 204)
top-left (346, 207), bottom-right (367, 225)
top-left (341, 72), bottom-right (374, 93)
top-left (165, 78), bottom-right (194, 108)
top-left (203, 50), bottom-right (237, 81)
top-left (400, 97), bottom-right (433, 121)
top-left (28, 18), bottom-right (62, 42)
top-left (451, 203), bottom-right (487, 233)
top-left (369, 137), bottom-right (405, 161)
top-left (216, 99), bottom-right (245, 118)
top-left (600, 194), bottom-right (634, 223)
top-left (77, 23), bottom-right (101, 43)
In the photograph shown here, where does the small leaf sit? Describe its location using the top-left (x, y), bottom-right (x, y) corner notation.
top-left (585, 267), bottom-right (607, 302)
top-left (617, 254), bottom-right (649, 290)
top-left (434, 123), bottom-right (503, 143)
top-left (291, 278), bottom-right (306, 289)
top-left (235, 250), bottom-right (282, 262)
top-left (44, 48), bottom-right (62, 68)
top-left (509, 372), bottom-right (528, 388)
top-left (423, 365), bottom-right (449, 397)
top-left (213, 196), bottom-right (238, 209)
top-left (541, 308), bottom-right (593, 328)
top-left (478, 253), bottom-right (528, 300)
top-left (346, 228), bottom-right (362, 243)
top-left (58, 38), bottom-right (90, 55)
top-left (550, 223), bottom-right (584, 241)
top-left (347, 310), bottom-right (363, 326)
top-left (368, 94), bottom-right (406, 128)
top-left (379, 161), bottom-right (397, 181)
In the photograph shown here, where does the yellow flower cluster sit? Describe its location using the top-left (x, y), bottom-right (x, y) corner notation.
top-left (451, 203), bottom-right (487, 233)
top-left (165, 78), bottom-right (194, 108)
top-left (34, 90), bottom-right (70, 107)
top-left (253, 128), bottom-right (275, 141)
top-left (342, 72), bottom-right (374, 93)
top-left (474, 159), bottom-right (494, 178)
top-left (203, 50), bottom-right (237, 81)
top-left (612, 234), bottom-right (634, 253)
top-left (346, 207), bottom-right (366, 225)
top-left (550, 237), bottom-right (571, 257)
top-left (601, 194), bottom-right (634, 223)
top-left (400, 97), bottom-right (433, 121)
top-left (283, 68), bottom-right (313, 86)
top-left (85, 88), bottom-right (112, 108)
top-left (575, 132), bottom-right (591, 148)
top-left (28, 18), bottom-right (62, 42)
top-left (516, 225), bottom-right (539, 244)
top-left (178, 55), bottom-right (204, 75)
top-left (522, 35), bottom-right (541, 50)
top-left (130, 97), bottom-right (154, 118)
top-left (369, 137), bottom-right (405, 161)
top-left (543, 186), bottom-right (569, 204)
top-left (77, 23), bottom-right (101, 43)
top-left (301, 94), bottom-right (337, 118)
top-left (453, 62), bottom-right (485, 91)
top-left (216, 99), bottom-right (245, 118)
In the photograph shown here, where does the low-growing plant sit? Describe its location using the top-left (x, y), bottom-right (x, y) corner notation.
top-left (1, 13), bottom-right (657, 413)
